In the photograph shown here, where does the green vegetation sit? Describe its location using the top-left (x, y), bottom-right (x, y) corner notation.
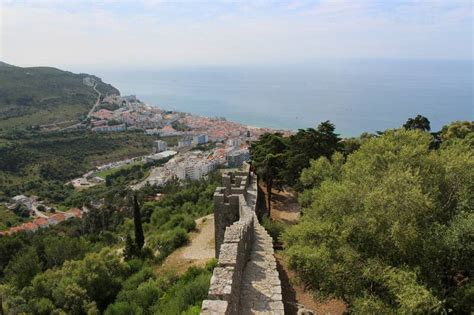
top-left (105, 260), bottom-right (216, 314)
top-left (191, 142), bottom-right (217, 151)
top-left (0, 62), bottom-right (119, 129)
top-left (0, 172), bottom-right (220, 313)
top-left (281, 123), bottom-right (473, 313)
top-left (171, 120), bottom-right (191, 131)
top-left (0, 62), bottom-right (219, 313)
top-left (248, 118), bottom-right (473, 313)
top-left (103, 157), bottom-right (172, 187)
top-left (95, 102), bottom-right (121, 112)
top-left (142, 173), bottom-right (219, 261)
top-left (0, 205), bottom-right (26, 231)
top-left (0, 130), bottom-right (170, 203)
top-left (250, 121), bottom-right (340, 210)
top-left (96, 161), bottom-right (144, 179)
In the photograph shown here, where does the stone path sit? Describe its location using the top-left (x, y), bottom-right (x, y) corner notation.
top-left (239, 176), bottom-right (284, 315)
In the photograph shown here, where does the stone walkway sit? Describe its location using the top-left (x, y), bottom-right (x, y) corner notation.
top-left (239, 176), bottom-right (284, 315)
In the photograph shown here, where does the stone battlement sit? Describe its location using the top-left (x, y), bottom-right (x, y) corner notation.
top-left (201, 164), bottom-right (284, 314)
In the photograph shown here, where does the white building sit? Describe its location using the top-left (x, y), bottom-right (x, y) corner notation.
top-left (153, 140), bottom-right (168, 153)
top-left (192, 134), bottom-right (208, 146)
top-left (92, 124), bottom-right (126, 132)
top-left (178, 139), bottom-right (193, 148)
top-left (175, 159), bottom-right (218, 181)
top-left (145, 150), bottom-right (177, 163)
top-left (226, 138), bottom-right (241, 148)
top-left (226, 149), bottom-right (250, 167)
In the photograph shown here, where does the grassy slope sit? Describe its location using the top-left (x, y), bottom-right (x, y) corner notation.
top-left (0, 131), bottom-right (181, 200)
top-left (0, 131), bottom-right (154, 198)
top-left (0, 205), bottom-right (26, 231)
top-left (0, 62), bottom-right (119, 129)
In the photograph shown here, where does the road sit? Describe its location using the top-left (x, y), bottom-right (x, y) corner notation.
top-left (31, 204), bottom-right (48, 218)
top-left (87, 83), bottom-right (102, 118)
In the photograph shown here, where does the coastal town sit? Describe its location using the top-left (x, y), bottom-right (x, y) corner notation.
top-left (1, 84), bottom-right (290, 236)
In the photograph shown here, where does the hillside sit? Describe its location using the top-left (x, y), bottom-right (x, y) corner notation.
top-left (0, 62), bottom-right (119, 129)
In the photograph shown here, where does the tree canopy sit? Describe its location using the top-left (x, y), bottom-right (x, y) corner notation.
top-left (403, 114), bottom-right (431, 131)
top-left (250, 121), bottom-right (341, 210)
top-left (283, 128), bottom-right (473, 313)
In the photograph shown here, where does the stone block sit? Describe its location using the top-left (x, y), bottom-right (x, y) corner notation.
top-left (208, 266), bottom-right (235, 301)
top-left (223, 224), bottom-right (244, 243)
top-left (201, 300), bottom-right (229, 314)
top-left (218, 243), bottom-right (238, 267)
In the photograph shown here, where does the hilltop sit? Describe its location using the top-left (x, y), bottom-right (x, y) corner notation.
top-left (0, 61), bottom-right (119, 129)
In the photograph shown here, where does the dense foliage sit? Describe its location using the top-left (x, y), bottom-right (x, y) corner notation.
top-left (105, 260), bottom-right (216, 315)
top-left (283, 127), bottom-right (473, 313)
top-left (0, 131), bottom-right (169, 204)
top-left (0, 170), bottom-right (219, 313)
top-left (250, 121), bottom-right (340, 210)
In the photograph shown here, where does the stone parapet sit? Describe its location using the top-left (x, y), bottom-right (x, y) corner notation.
top-left (202, 163), bottom-right (284, 314)
top-left (204, 164), bottom-right (255, 314)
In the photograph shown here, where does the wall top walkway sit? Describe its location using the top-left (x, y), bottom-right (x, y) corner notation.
top-left (201, 164), bottom-right (284, 315)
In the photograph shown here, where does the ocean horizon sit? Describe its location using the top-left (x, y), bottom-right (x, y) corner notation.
top-left (80, 59), bottom-right (473, 137)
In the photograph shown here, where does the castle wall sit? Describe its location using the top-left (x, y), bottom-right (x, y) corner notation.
top-left (201, 164), bottom-right (284, 315)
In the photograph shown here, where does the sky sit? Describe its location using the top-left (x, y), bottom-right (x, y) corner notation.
top-left (0, 0), bottom-right (473, 68)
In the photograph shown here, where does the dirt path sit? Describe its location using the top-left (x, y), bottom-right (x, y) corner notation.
top-left (157, 214), bottom-right (215, 275)
top-left (87, 83), bottom-right (102, 118)
top-left (259, 182), bottom-right (348, 314)
top-left (276, 253), bottom-right (347, 315)
top-left (259, 182), bottom-right (300, 223)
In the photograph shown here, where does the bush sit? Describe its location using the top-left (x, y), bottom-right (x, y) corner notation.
top-left (155, 227), bottom-right (189, 260)
top-left (261, 215), bottom-right (286, 243)
top-left (153, 266), bottom-right (213, 314)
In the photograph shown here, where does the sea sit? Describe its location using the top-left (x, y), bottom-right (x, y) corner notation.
top-left (85, 59), bottom-right (473, 137)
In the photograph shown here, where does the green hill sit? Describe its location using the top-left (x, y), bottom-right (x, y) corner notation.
top-left (0, 62), bottom-right (119, 129)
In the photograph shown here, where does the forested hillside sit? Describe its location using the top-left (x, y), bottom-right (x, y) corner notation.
top-left (0, 130), bottom-right (168, 205)
top-left (251, 119), bottom-right (473, 314)
top-left (0, 171), bottom-right (219, 314)
top-left (0, 62), bottom-right (119, 129)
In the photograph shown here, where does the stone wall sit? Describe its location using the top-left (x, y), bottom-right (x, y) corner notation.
top-left (201, 164), bottom-right (284, 314)
top-left (213, 169), bottom-right (251, 258)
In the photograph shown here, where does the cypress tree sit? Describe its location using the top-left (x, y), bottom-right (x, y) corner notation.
top-left (133, 194), bottom-right (145, 250)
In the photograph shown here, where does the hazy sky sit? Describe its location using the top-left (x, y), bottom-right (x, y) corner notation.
top-left (1, 0), bottom-right (472, 68)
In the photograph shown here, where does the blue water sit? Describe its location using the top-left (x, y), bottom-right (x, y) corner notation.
top-left (87, 59), bottom-right (473, 136)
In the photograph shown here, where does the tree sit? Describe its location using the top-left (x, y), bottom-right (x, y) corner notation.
top-left (283, 128), bottom-right (473, 313)
top-left (28, 249), bottom-right (127, 312)
top-left (250, 133), bottom-right (288, 212)
top-left (440, 120), bottom-right (473, 141)
top-left (133, 194), bottom-right (145, 250)
top-left (42, 235), bottom-right (89, 269)
top-left (0, 237), bottom-right (24, 277)
top-left (403, 114), bottom-right (431, 131)
top-left (123, 234), bottom-right (137, 260)
top-left (4, 247), bottom-right (42, 289)
top-left (12, 204), bottom-right (30, 218)
top-left (284, 121), bottom-right (340, 187)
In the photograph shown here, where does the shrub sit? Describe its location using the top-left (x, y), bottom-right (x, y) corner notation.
top-left (261, 215), bottom-right (286, 243)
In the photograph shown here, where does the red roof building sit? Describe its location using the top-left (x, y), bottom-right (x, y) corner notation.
top-left (21, 222), bottom-right (38, 232)
top-left (34, 217), bottom-right (49, 228)
top-left (49, 213), bottom-right (66, 224)
top-left (67, 208), bottom-right (82, 218)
